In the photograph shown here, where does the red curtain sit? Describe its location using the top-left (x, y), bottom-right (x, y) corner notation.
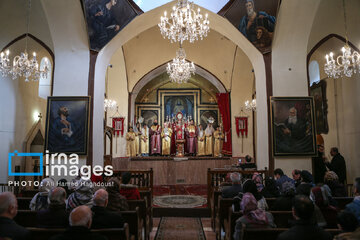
top-left (216, 93), bottom-right (232, 155)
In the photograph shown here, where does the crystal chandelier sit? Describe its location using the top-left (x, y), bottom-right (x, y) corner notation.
top-left (158, 0), bottom-right (210, 44)
top-left (324, 0), bottom-right (360, 79)
top-left (245, 99), bottom-right (256, 111)
top-left (0, 0), bottom-right (49, 82)
top-left (167, 46), bottom-right (195, 83)
top-left (104, 99), bottom-right (117, 111)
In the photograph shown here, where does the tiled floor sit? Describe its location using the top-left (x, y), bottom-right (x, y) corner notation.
top-left (149, 217), bottom-right (216, 240)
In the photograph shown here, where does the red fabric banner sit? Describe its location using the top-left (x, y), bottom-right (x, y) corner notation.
top-left (216, 93), bottom-right (232, 155)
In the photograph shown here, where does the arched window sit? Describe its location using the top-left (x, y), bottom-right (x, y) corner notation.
top-left (38, 57), bottom-right (52, 99)
top-left (309, 60), bottom-right (320, 86)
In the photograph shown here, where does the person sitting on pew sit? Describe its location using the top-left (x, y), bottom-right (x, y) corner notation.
top-left (37, 187), bottom-right (69, 228)
top-left (0, 192), bottom-right (30, 240)
top-left (222, 172), bottom-right (243, 198)
top-left (119, 172), bottom-right (141, 200)
top-left (333, 211), bottom-right (359, 240)
top-left (324, 171), bottom-right (347, 197)
top-left (91, 189), bottom-right (125, 229)
top-left (233, 192), bottom-right (276, 240)
top-left (66, 179), bottom-right (94, 211)
top-left (274, 168), bottom-right (295, 193)
top-left (261, 177), bottom-right (280, 198)
top-left (310, 186), bottom-right (338, 228)
top-left (50, 205), bottom-right (107, 240)
top-left (345, 177), bottom-right (360, 223)
top-left (29, 177), bottom-right (55, 211)
top-left (292, 169), bottom-right (301, 187)
top-left (106, 177), bottom-right (129, 211)
top-left (276, 195), bottom-right (332, 240)
top-left (252, 173), bottom-right (265, 193)
top-left (271, 181), bottom-right (296, 211)
top-left (240, 155), bottom-right (257, 170)
top-left (243, 179), bottom-right (268, 210)
top-left (296, 170), bottom-right (314, 196)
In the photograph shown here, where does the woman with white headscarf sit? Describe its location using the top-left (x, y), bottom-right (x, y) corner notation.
top-left (29, 178), bottom-right (55, 211)
top-left (66, 178), bottom-right (94, 211)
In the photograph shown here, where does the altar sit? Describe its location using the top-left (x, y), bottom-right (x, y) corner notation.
top-left (112, 156), bottom-right (237, 185)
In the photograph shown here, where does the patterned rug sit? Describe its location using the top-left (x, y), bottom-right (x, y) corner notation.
top-left (153, 185), bottom-right (207, 197)
top-left (154, 195), bottom-right (207, 208)
top-left (155, 217), bottom-right (206, 240)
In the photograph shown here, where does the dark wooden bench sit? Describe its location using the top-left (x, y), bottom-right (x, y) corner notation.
top-left (215, 196), bottom-right (234, 239)
top-left (128, 197), bottom-right (149, 240)
top-left (17, 197), bottom-right (32, 210)
top-left (27, 225), bottom-right (131, 240)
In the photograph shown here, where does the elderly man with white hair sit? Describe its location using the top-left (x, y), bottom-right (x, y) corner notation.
top-left (91, 189), bottom-right (124, 229)
top-left (0, 192), bottom-right (30, 240)
top-left (50, 205), bottom-right (107, 240)
top-left (221, 172), bottom-right (243, 198)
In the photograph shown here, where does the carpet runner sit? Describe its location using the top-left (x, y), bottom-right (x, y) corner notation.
top-left (154, 217), bottom-right (206, 240)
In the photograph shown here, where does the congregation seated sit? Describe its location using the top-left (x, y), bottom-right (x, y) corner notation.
top-left (240, 155), bottom-right (257, 170)
top-left (235, 179), bottom-right (268, 211)
top-left (58, 179), bottom-right (72, 197)
top-left (252, 173), bottom-right (264, 193)
top-left (91, 189), bottom-right (125, 229)
top-left (0, 192), bottom-right (30, 240)
top-left (37, 187), bottom-right (69, 228)
top-left (66, 179), bottom-right (94, 211)
top-left (271, 181), bottom-right (296, 211)
top-left (221, 172), bottom-right (243, 198)
top-left (277, 195), bottom-right (332, 240)
top-left (324, 171), bottom-right (347, 197)
top-left (30, 178), bottom-right (55, 211)
top-left (292, 169), bottom-right (301, 188)
top-left (261, 177), bottom-right (280, 198)
top-left (345, 177), bottom-right (360, 223)
top-left (49, 205), bottom-right (107, 240)
top-left (106, 177), bottom-right (129, 211)
top-left (296, 170), bottom-right (314, 196)
top-left (334, 211), bottom-right (359, 240)
top-left (310, 186), bottom-right (338, 228)
top-left (234, 193), bottom-right (276, 240)
top-left (119, 172), bottom-right (141, 200)
top-left (274, 168), bottom-right (295, 192)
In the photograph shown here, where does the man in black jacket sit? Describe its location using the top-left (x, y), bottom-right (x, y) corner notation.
top-left (50, 205), bottom-right (107, 240)
top-left (0, 192), bottom-right (30, 240)
top-left (325, 147), bottom-right (347, 184)
top-left (221, 172), bottom-right (243, 198)
top-left (91, 189), bottom-right (124, 229)
top-left (37, 187), bottom-right (69, 228)
top-left (277, 195), bottom-right (331, 240)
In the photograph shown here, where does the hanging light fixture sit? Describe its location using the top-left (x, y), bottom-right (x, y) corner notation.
top-left (245, 99), bottom-right (256, 111)
top-left (0, 0), bottom-right (50, 82)
top-left (104, 64), bottom-right (117, 112)
top-left (324, 0), bottom-right (360, 79)
top-left (158, 0), bottom-right (210, 44)
top-left (167, 45), bottom-right (196, 84)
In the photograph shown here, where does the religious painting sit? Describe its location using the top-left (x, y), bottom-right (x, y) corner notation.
top-left (199, 110), bottom-right (219, 130)
top-left (270, 97), bottom-right (317, 156)
top-left (310, 81), bottom-right (329, 134)
top-left (221, 0), bottom-right (280, 53)
top-left (164, 95), bottom-right (195, 120)
top-left (45, 97), bottom-right (90, 155)
top-left (140, 109), bottom-right (159, 128)
top-left (83, 0), bottom-right (139, 51)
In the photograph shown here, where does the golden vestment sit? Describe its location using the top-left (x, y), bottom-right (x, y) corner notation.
top-left (213, 130), bottom-right (224, 157)
top-left (140, 127), bottom-right (149, 155)
top-left (161, 127), bottom-right (172, 155)
top-left (135, 132), bottom-right (140, 156)
top-left (197, 129), bottom-right (205, 156)
top-left (126, 131), bottom-right (136, 157)
top-left (205, 125), bottom-right (215, 156)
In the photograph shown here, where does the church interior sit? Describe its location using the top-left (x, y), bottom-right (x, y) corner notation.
top-left (0, 0), bottom-right (360, 239)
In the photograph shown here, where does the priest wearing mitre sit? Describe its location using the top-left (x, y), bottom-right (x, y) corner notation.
top-left (140, 124), bottom-right (149, 156)
top-left (149, 119), bottom-right (162, 155)
top-left (185, 119), bottom-right (197, 156)
top-left (126, 126), bottom-right (136, 157)
top-left (205, 117), bottom-right (215, 156)
top-left (214, 125), bottom-right (225, 157)
top-left (161, 122), bottom-right (172, 156)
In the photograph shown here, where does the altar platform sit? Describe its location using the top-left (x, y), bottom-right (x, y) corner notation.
top-left (112, 156), bottom-right (237, 185)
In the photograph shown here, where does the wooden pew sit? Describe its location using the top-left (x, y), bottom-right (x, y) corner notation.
top-left (211, 189), bottom-right (222, 229)
top-left (215, 196), bottom-right (234, 239)
top-left (139, 190), bottom-right (153, 232)
top-left (112, 169), bottom-right (153, 197)
top-left (17, 197), bottom-right (32, 210)
top-left (15, 208), bottom-right (142, 240)
top-left (128, 197), bottom-right (149, 240)
top-left (27, 224), bottom-right (131, 240)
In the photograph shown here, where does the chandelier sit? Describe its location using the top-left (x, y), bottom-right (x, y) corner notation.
top-left (324, 0), bottom-right (360, 79)
top-left (245, 99), bottom-right (256, 111)
top-left (104, 99), bottom-right (117, 111)
top-left (158, 0), bottom-right (210, 44)
top-left (0, 0), bottom-right (50, 82)
top-left (167, 46), bottom-right (195, 83)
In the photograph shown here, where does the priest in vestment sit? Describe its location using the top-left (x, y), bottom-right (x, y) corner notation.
top-left (213, 126), bottom-right (225, 157)
top-left (186, 120), bottom-right (197, 156)
top-left (205, 123), bottom-right (215, 156)
top-left (197, 124), bottom-right (205, 156)
top-left (175, 119), bottom-right (184, 140)
top-left (150, 119), bottom-right (161, 155)
top-left (126, 127), bottom-right (136, 157)
top-left (140, 124), bottom-right (149, 156)
top-left (134, 123), bottom-right (141, 156)
top-left (161, 122), bottom-right (172, 155)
